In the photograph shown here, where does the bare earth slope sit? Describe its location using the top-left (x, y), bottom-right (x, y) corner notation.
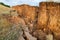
top-left (0, 2), bottom-right (60, 40)
top-left (12, 2), bottom-right (60, 40)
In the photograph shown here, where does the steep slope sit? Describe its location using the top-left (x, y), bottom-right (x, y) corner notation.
top-left (0, 2), bottom-right (60, 40)
top-left (37, 2), bottom-right (60, 40)
top-left (12, 4), bottom-right (39, 32)
top-left (12, 2), bottom-right (60, 40)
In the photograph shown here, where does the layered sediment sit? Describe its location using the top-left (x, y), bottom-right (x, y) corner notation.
top-left (3, 2), bottom-right (60, 40)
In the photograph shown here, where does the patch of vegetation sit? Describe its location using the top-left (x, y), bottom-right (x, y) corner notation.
top-left (0, 15), bottom-right (23, 40)
top-left (0, 2), bottom-right (10, 7)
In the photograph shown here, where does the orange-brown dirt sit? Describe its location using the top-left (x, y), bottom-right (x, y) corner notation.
top-left (9, 2), bottom-right (60, 40)
top-left (38, 2), bottom-right (60, 39)
top-left (12, 5), bottom-right (38, 24)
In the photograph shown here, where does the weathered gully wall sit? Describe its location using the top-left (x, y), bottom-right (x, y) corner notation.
top-left (38, 2), bottom-right (60, 39)
top-left (12, 2), bottom-right (60, 39)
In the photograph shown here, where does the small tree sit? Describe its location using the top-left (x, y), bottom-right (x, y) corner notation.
top-left (0, 2), bottom-right (10, 7)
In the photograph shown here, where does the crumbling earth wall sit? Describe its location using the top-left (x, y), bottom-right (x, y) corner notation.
top-left (11, 2), bottom-right (60, 40)
top-left (38, 2), bottom-right (60, 40)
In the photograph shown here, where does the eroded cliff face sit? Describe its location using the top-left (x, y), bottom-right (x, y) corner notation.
top-left (11, 2), bottom-right (60, 40)
top-left (46, 2), bottom-right (60, 39)
top-left (12, 5), bottom-right (38, 24)
top-left (38, 2), bottom-right (60, 39)
top-left (12, 5), bottom-right (39, 32)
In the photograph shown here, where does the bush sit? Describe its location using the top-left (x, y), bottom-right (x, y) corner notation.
top-left (0, 2), bottom-right (10, 7)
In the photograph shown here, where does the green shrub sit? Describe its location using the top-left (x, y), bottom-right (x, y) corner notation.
top-left (0, 2), bottom-right (10, 7)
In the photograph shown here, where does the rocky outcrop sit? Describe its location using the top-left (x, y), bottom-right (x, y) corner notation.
top-left (12, 5), bottom-right (39, 32)
top-left (46, 2), bottom-right (60, 40)
top-left (11, 2), bottom-right (60, 40)
top-left (12, 5), bottom-right (38, 24)
top-left (38, 2), bottom-right (60, 40)
top-left (37, 2), bottom-right (48, 30)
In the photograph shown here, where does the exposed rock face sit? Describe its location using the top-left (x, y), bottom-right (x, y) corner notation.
top-left (10, 2), bottom-right (60, 40)
top-left (12, 5), bottom-right (38, 24)
top-left (46, 2), bottom-right (60, 40)
top-left (12, 5), bottom-right (38, 32)
top-left (37, 2), bottom-right (48, 30)
top-left (38, 2), bottom-right (60, 40)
